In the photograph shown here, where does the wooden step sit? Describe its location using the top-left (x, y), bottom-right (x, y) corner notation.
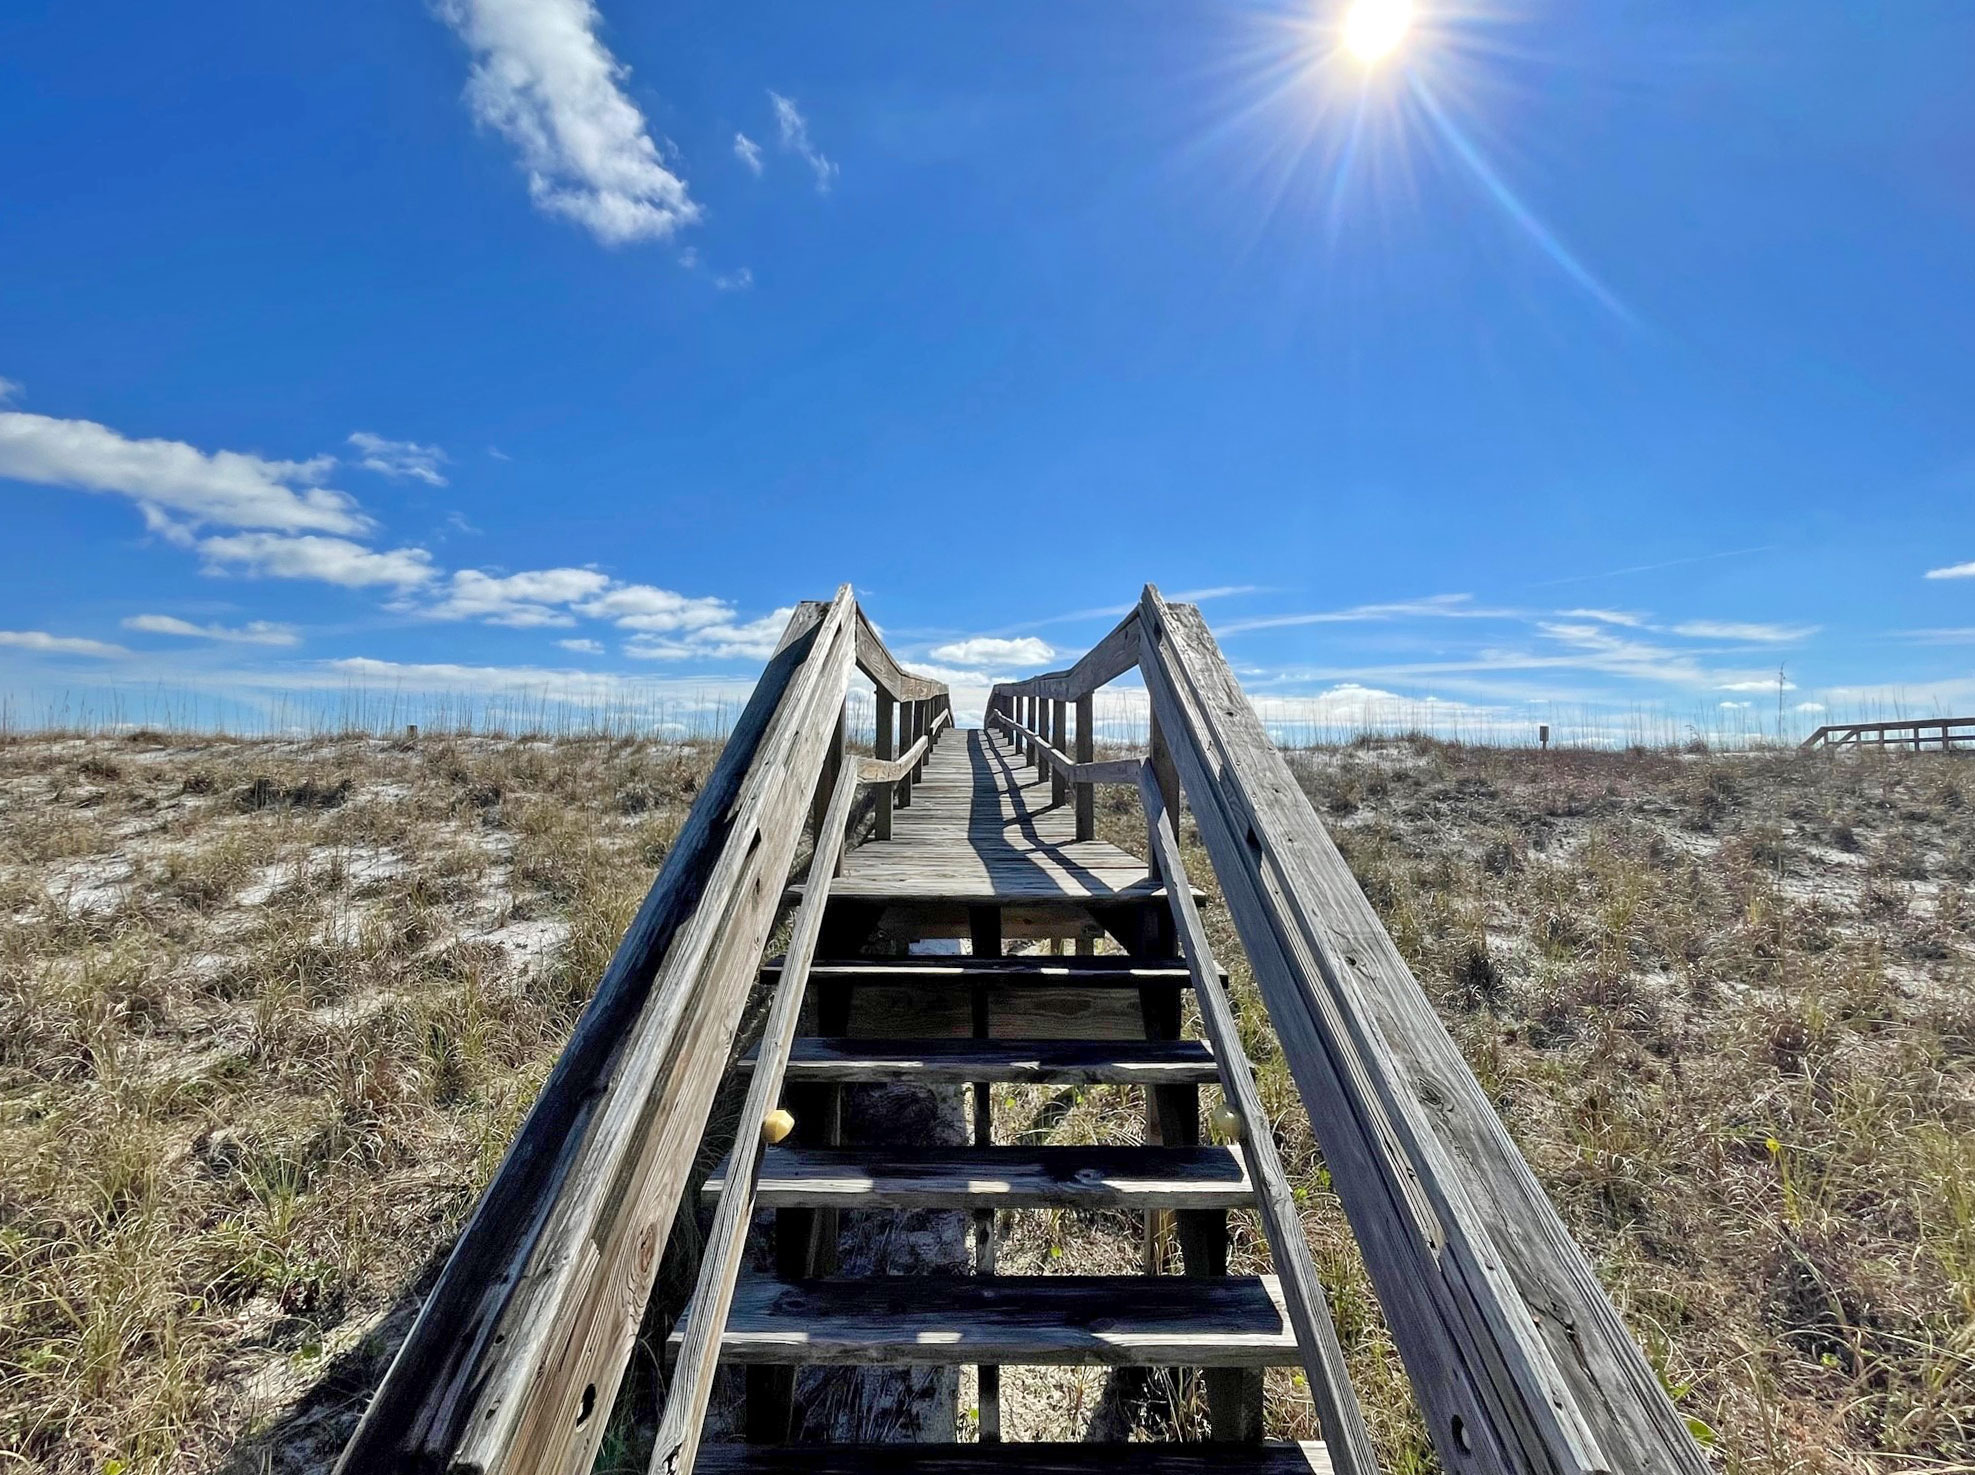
top-left (670, 1274), bottom-right (1298, 1367)
top-left (695, 1443), bottom-right (1335, 1473)
top-left (772, 958), bottom-right (1201, 1042)
top-left (705, 1145), bottom-right (1252, 1210)
top-left (764, 957), bottom-right (1199, 988)
top-left (746, 1036), bottom-right (1218, 1085)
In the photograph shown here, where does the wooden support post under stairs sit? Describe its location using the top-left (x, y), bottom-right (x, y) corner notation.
top-left (968, 907), bottom-right (1003, 1443)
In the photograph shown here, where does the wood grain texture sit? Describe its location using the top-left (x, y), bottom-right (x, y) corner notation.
top-left (333, 599), bottom-right (834, 1475)
top-left (704, 1145), bottom-right (1254, 1209)
top-left (1139, 585), bottom-right (1707, 1475)
top-left (458, 591), bottom-right (860, 1475)
top-left (669, 1274), bottom-right (1300, 1367)
top-left (745, 1036), bottom-right (1219, 1085)
top-left (692, 1443), bottom-right (1335, 1473)
top-left (649, 752), bottom-right (865, 1475)
top-left (1140, 768), bottom-right (1378, 1475)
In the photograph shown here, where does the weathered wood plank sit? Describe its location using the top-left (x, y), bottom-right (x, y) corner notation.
top-left (746, 1035), bottom-right (1218, 1084)
top-left (1138, 586), bottom-right (1707, 1475)
top-left (333, 599), bottom-right (836, 1475)
top-left (1140, 767), bottom-right (1377, 1474)
top-left (705, 1145), bottom-right (1253, 1209)
top-left (648, 752), bottom-right (865, 1475)
top-left (669, 1274), bottom-right (1300, 1367)
top-left (451, 592), bottom-right (861, 1475)
top-left (991, 608), bottom-right (1142, 704)
top-left (692, 1441), bottom-right (1336, 1473)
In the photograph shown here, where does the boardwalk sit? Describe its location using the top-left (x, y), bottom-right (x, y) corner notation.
top-left (833, 728), bottom-right (1161, 906)
top-left (336, 588), bottom-right (1710, 1475)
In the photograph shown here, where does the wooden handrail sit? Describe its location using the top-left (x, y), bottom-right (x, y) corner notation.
top-left (1138, 764), bottom-right (1378, 1475)
top-left (337, 589), bottom-right (889, 1475)
top-left (650, 751), bottom-right (864, 1475)
top-left (987, 708), bottom-right (1140, 786)
top-left (1802, 715), bottom-right (1975, 749)
top-left (989, 608), bottom-right (1141, 705)
top-left (856, 604), bottom-right (946, 702)
top-left (1136, 584), bottom-right (1708, 1475)
top-left (858, 705), bottom-right (951, 785)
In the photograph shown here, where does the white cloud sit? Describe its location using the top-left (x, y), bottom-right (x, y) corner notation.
top-left (0, 377), bottom-right (21, 404)
top-left (928, 636), bottom-right (1055, 667)
top-left (0, 409), bottom-right (364, 534)
top-left (1796, 701), bottom-right (1826, 713)
top-left (1558, 607), bottom-right (1646, 627)
top-left (348, 431), bottom-right (448, 486)
top-left (558, 637), bottom-right (604, 654)
top-left (123, 614), bottom-right (300, 646)
top-left (437, 0), bottom-right (700, 245)
top-left (1719, 701), bottom-right (1751, 710)
top-left (714, 267), bottom-right (753, 292)
top-left (770, 92), bottom-right (837, 191)
top-left (579, 583), bottom-right (733, 632)
top-left (733, 131), bottom-right (763, 175)
top-left (0, 629), bottom-right (128, 658)
top-left (1926, 561), bottom-right (1975, 580)
top-left (1671, 620), bottom-right (1817, 643)
top-left (425, 566), bottom-right (613, 626)
top-left (625, 607), bottom-right (795, 662)
top-left (199, 533), bottom-right (437, 589)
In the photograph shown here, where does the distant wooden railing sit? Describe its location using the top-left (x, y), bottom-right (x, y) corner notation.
top-left (334, 588), bottom-right (948, 1475)
top-left (989, 587), bottom-right (1710, 1475)
top-left (1802, 715), bottom-right (1975, 751)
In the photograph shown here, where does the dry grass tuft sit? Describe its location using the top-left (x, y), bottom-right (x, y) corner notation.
top-left (6, 732), bottom-right (1971, 1473)
top-left (0, 733), bottom-right (719, 1474)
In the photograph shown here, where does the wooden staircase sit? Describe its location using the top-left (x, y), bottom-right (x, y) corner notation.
top-left (334, 587), bottom-right (1713, 1475)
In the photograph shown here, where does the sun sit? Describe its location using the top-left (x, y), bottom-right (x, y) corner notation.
top-left (1341, 0), bottom-right (1414, 64)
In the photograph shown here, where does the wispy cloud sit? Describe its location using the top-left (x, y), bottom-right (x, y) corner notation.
top-left (0, 629), bottom-right (128, 659)
top-left (348, 432), bottom-right (448, 486)
top-left (0, 377), bottom-right (21, 404)
top-left (199, 533), bottom-right (437, 590)
top-left (1530, 544), bottom-right (1775, 589)
top-left (1559, 607), bottom-right (1646, 627)
top-left (558, 637), bottom-right (604, 654)
top-left (1716, 677), bottom-right (1795, 693)
top-left (928, 636), bottom-right (1054, 667)
top-left (733, 131), bottom-right (763, 175)
top-left (437, 0), bottom-right (700, 245)
top-left (1670, 620), bottom-right (1817, 643)
top-left (713, 267), bottom-right (753, 292)
top-left (0, 404), bottom-right (363, 534)
top-left (1925, 560), bottom-right (1975, 580)
top-left (1221, 594), bottom-right (1513, 634)
top-left (770, 92), bottom-right (837, 191)
top-left (123, 614), bottom-right (300, 647)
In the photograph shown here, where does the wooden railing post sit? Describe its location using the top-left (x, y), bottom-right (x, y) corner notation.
top-left (1145, 705), bottom-right (1180, 886)
top-left (1050, 698), bottom-right (1068, 806)
top-left (1028, 696), bottom-right (1043, 774)
top-left (874, 689), bottom-right (895, 840)
top-left (1074, 693), bottom-right (1094, 842)
top-left (898, 702), bottom-right (918, 808)
top-left (912, 699), bottom-right (929, 781)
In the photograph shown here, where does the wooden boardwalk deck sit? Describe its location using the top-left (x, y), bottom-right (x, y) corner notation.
top-left (830, 728), bottom-right (1161, 904)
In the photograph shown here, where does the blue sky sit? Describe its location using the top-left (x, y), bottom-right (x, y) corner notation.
top-left (2, 1), bottom-right (1972, 739)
